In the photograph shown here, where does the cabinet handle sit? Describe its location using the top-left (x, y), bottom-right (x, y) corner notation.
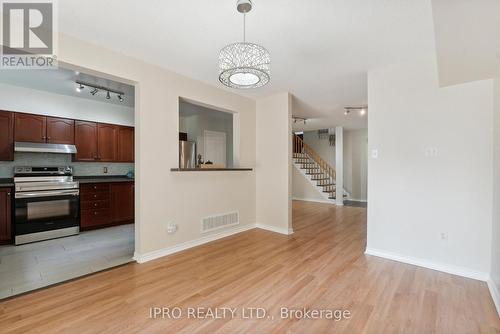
top-left (94, 212), bottom-right (98, 215)
top-left (93, 194), bottom-right (97, 198)
top-left (94, 203), bottom-right (98, 207)
top-left (42, 136), bottom-right (46, 140)
top-left (93, 186), bottom-right (97, 190)
top-left (47, 137), bottom-right (51, 140)
top-left (7, 192), bottom-right (10, 196)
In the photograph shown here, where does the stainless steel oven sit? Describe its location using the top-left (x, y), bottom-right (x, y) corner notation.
top-left (14, 167), bottom-right (80, 245)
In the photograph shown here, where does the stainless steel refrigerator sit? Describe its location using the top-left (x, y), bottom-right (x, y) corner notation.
top-left (179, 141), bottom-right (196, 168)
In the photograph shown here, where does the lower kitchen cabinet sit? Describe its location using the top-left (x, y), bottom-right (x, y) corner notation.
top-left (0, 188), bottom-right (12, 243)
top-left (80, 182), bottom-right (134, 230)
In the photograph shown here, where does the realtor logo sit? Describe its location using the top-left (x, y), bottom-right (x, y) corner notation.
top-left (1, 0), bottom-right (57, 69)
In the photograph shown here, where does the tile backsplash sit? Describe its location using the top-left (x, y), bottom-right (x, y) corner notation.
top-left (0, 153), bottom-right (134, 178)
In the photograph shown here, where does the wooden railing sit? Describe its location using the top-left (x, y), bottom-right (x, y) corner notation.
top-left (293, 134), bottom-right (336, 181)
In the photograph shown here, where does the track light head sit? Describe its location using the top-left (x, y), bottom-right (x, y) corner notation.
top-left (106, 91), bottom-right (111, 99)
top-left (76, 84), bottom-right (84, 92)
top-left (118, 94), bottom-right (123, 102)
top-left (90, 88), bottom-right (99, 95)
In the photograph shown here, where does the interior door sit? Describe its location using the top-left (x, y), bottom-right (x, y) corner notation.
top-left (97, 124), bottom-right (118, 161)
top-left (75, 121), bottom-right (98, 161)
top-left (204, 130), bottom-right (226, 167)
top-left (14, 113), bottom-right (46, 143)
top-left (46, 117), bottom-right (75, 144)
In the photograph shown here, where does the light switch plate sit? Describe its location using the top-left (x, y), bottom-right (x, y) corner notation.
top-left (371, 149), bottom-right (379, 159)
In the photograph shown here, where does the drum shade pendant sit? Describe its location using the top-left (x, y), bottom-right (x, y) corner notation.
top-left (219, 0), bottom-right (270, 89)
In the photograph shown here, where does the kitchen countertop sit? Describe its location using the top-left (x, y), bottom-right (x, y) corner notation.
top-left (0, 178), bottom-right (14, 187)
top-left (170, 168), bottom-right (253, 172)
top-left (74, 176), bottom-right (134, 184)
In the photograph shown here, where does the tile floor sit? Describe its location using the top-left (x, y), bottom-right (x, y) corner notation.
top-left (0, 224), bottom-right (134, 299)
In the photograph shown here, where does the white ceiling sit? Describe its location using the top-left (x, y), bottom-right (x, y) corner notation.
top-left (58, 0), bottom-right (437, 130)
top-left (0, 67), bottom-right (135, 107)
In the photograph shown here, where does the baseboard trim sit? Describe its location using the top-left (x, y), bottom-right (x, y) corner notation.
top-left (346, 199), bottom-right (367, 203)
top-left (487, 278), bottom-right (500, 316)
top-left (365, 248), bottom-right (489, 282)
top-left (255, 223), bottom-right (294, 235)
top-left (292, 197), bottom-right (334, 204)
top-left (134, 224), bottom-right (256, 263)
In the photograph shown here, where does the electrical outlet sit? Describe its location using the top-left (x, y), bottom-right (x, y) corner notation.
top-left (167, 223), bottom-right (178, 234)
top-left (103, 166), bottom-right (108, 174)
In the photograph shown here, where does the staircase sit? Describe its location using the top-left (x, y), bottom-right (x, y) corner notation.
top-left (293, 134), bottom-right (348, 202)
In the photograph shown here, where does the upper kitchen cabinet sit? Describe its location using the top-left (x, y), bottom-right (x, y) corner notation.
top-left (0, 111), bottom-right (14, 161)
top-left (97, 124), bottom-right (119, 162)
top-left (14, 113), bottom-right (75, 145)
top-left (75, 121), bottom-right (98, 161)
top-left (14, 113), bottom-right (46, 143)
top-left (117, 126), bottom-right (134, 162)
top-left (46, 117), bottom-right (75, 144)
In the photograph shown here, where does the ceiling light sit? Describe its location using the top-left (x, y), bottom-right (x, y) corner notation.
top-left (219, 0), bottom-right (270, 89)
top-left (106, 91), bottom-right (111, 99)
top-left (118, 94), bottom-right (123, 102)
top-left (90, 88), bottom-right (99, 95)
top-left (344, 110), bottom-right (350, 115)
top-left (359, 108), bottom-right (366, 116)
top-left (76, 84), bottom-right (84, 92)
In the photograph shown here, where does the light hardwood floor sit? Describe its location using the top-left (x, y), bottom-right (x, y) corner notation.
top-left (0, 200), bottom-right (499, 333)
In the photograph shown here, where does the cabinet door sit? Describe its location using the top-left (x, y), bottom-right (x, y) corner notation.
top-left (0, 111), bottom-right (14, 161)
top-left (97, 124), bottom-right (118, 162)
top-left (75, 121), bottom-right (98, 161)
top-left (46, 117), bottom-right (75, 144)
top-left (117, 126), bottom-right (134, 162)
top-left (14, 113), bottom-right (46, 143)
top-left (0, 188), bottom-right (12, 243)
top-left (110, 183), bottom-right (134, 223)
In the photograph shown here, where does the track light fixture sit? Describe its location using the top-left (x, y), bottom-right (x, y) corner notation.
top-left (344, 106), bottom-right (368, 116)
top-left (292, 116), bottom-right (307, 125)
top-left (76, 81), bottom-right (125, 103)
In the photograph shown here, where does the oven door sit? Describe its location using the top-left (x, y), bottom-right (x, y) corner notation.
top-left (15, 189), bottom-right (80, 235)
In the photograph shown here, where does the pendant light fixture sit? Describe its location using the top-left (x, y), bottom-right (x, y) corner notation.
top-left (219, 0), bottom-right (270, 89)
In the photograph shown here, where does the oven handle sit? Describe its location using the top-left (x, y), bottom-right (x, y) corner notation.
top-left (15, 189), bottom-right (80, 199)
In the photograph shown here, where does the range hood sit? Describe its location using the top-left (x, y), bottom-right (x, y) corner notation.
top-left (15, 142), bottom-right (77, 154)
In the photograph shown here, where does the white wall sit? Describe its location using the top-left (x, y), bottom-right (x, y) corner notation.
top-left (367, 59), bottom-right (493, 279)
top-left (292, 165), bottom-right (324, 202)
top-left (344, 129), bottom-right (368, 201)
top-left (303, 130), bottom-right (335, 166)
top-left (0, 82), bottom-right (134, 126)
top-left (57, 34), bottom-right (257, 256)
top-left (492, 76), bottom-right (500, 306)
top-left (256, 93), bottom-right (293, 234)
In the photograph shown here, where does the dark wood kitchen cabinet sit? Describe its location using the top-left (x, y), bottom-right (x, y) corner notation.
top-left (46, 117), bottom-right (75, 144)
top-left (0, 111), bottom-right (14, 161)
top-left (14, 113), bottom-right (46, 143)
top-left (110, 182), bottom-right (134, 222)
top-left (15, 113), bottom-right (75, 145)
top-left (0, 188), bottom-right (12, 244)
top-left (97, 124), bottom-right (118, 162)
top-left (117, 126), bottom-right (134, 162)
top-left (80, 182), bottom-right (134, 230)
top-left (74, 121), bottom-right (98, 161)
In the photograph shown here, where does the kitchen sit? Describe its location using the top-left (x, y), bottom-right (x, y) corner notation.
top-left (0, 67), bottom-right (135, 298)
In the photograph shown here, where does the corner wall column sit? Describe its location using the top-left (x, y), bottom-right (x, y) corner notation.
top-left (335, 126), bottom-right (344, 205)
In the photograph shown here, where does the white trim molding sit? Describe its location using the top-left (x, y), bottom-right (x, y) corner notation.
top-left (365, 248), bottom-right (489, 282)
top-left (255, 223), bottom-right (294, 235)
top-left (292, 197), bottom-right (334, 205)
top-left (134, 224), bottom-right (255, 263)
top-left (487, 279), bottom-right (500, 316)
top-left (134, 223), bottom-right (294, 264)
